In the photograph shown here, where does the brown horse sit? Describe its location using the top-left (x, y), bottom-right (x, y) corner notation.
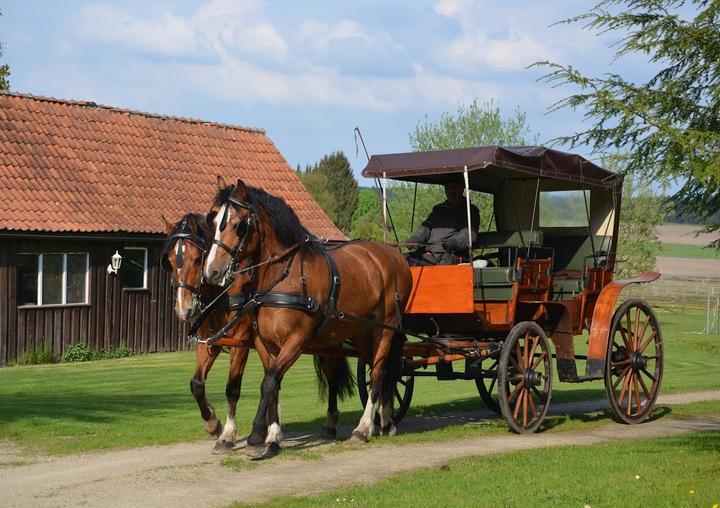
top-left (204, 178), bottom-right (412, 459)
top-left (161, 212), bottom-right (354, 454)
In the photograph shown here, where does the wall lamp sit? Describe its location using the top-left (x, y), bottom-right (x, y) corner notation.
top-left (107, 250), bottom-right (123, 274)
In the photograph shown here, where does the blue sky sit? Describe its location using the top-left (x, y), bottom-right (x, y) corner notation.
top-left (1, 0), bottom-right (654, 185)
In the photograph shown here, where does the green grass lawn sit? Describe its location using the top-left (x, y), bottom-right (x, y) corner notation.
top-left (660, 243), bottom-right (720, 259)
top-left (248, 431), bottom-right (720, 507)
top-left (0, 308), bottom-right (718, 455)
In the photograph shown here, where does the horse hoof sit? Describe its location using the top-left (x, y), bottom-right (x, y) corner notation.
top-left (319, 427), bottom-right (337, 440)
top-left (245, 444), bottom-right (267, 460)
top-left (205, 419), bottom-right (223, 440)
top-left (247, 442), bottom-right (280, 461)
top-left (382, 423), bottom-right (397, 437)
top-left (349, 430), bottom-right (369, 443)
top-left (212, 440), bottom-right (235, 455)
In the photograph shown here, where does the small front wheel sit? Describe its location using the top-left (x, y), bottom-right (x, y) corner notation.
top-left (498, 322), bottom-right (553, 433)
top-left (475, 355), bottom-right (501, 414)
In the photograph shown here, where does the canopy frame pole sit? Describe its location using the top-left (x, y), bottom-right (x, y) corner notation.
top-left (463, 166), bottom-right (472, 262)
top-left (526, 177), bottom-right (541, 260)
top-left (382, 171), bottom-right (388, 244)
top-left (410, 182), bottom-right (418, 234)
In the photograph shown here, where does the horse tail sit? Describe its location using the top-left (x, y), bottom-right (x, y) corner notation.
top-left (382, 332), bottom-right (406, 406)
top-left (313, 355), bottom-right (356, 402)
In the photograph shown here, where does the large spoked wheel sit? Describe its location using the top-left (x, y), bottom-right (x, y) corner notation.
top-left (605, 299), bottom-right (663, 424)
top-left (475, 355), bottom-right (501, 414)
top-left (357, 358), bottom-right (415, 424)
top-left (497, 322), bottom-right (553, 433)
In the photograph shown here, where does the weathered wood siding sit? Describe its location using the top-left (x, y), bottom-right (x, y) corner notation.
top-left (0, 235), bottom-right (187, 365)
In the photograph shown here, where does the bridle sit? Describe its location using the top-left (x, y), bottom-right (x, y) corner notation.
top-left (161, 219), bottom-right (208, 298)
top-left (210, 192), bottom-right (258, 274)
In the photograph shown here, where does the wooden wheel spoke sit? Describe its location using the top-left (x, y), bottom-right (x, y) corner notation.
top-left (634, 307), bottom-right (641, 349)
top-left (639, 331), bottom-right (658, 354)
top-left (508, 381), bottom-right (525, 404)
top-left (527, 390), bottom-right (538, 418)
top-left (530, 385), bottom-right (547, 405)
top-left (613, 365), bottom-right (631, 390)
top-left (611, 358), bottom-right (631, 368)
top-left (513, 389), bottom-right (524, 420)
top-left (508, 354), bottom-right (520, 370)
top-left (516, 340), bottom-right (525, 370)
top-left (531, 351), bottom-right (547, 370)
top-left (626, 372), bottom-right (634, 415)
top-left (634, 375), bottom-right (642, 413)
top-left (644, 354), bottom-right (661, 360)
top-left (626, 311), bottom-right (634, 351)
top-left (640, 367), bottom-right (657, 383)
top-left (394, 388), bottom-right (403, 407)
top-left (618, 368), bottom-right (632, 404)
top-left (522, 388), bottom-right (528, 426)
top-left (637, 313), bottom-right (651, 346)
top-left (488, 376), bottom-right (498, 394)
top-left (637, 371), bottom-right (652, 400)
top-left (397, 378), bottom-right (409, 388)
top-left (526, 335), bottom-right (539, 370)
top-left (618, 326), bottom-right (631, 350)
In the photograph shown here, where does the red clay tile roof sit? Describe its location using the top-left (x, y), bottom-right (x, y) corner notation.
top-left (0, 92), bottom-right (344, 239)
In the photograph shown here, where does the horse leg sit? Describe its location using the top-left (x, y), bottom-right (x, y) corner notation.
top-left (190, 345), bottom-right (223, 439)
top-left (212, 346), bottom-right (249, 454)
top-left (246, 339), bottom-right (303, 460)
top-left (379, 332), bottom-right (404, 436)
top-left (319, 356), bottom-right (340, 439)
top-left (351, 328), bottom-right (400, 442)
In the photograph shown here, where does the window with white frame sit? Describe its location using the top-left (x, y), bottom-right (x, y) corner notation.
top-left (119, 247), bottom-right (148, 289)
top-left (16, 253), bottom-right (89, 306)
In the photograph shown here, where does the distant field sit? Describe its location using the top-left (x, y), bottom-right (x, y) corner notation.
top-left (656, 224), bottom-right (719, 246)
top-left (660, 243), bottom-right (720, 259)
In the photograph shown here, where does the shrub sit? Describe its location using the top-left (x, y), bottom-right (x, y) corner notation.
top-left (103, 344), bottom-right (136, 359)
top-left (61, 343), bottom-right (99, 363)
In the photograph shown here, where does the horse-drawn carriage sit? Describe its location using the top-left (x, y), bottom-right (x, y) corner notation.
top-left (360, 146), bottom-right (663, 433)
top-left (162, 146), bottom-right (662, 458)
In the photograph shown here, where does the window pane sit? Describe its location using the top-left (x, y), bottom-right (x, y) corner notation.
top-left (66, 254), bottom-right (88, 304)
top-left (42, 254), bottom-right (63, 305)
top-left (17, 254), bottom-right (38, 306)
top-left (119, 248), bottom-right (146, 288)
top-left (539, 191), bottom-right (589, 227)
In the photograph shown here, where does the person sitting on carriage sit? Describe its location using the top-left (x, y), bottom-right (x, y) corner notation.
top-left (407, 180), bottom-right (480, 265)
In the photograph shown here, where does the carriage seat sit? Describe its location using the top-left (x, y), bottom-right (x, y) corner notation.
top-left (473, 267), bottom-right (515, 301)
top-left (473, 230), bottom-right (543, 249)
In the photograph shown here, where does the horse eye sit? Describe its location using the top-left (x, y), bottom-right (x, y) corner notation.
top-left (194, 257), bottom-right (202, 266)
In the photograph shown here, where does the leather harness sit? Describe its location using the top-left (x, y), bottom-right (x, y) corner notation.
top-left (182, 191), bottom-right (403, 346)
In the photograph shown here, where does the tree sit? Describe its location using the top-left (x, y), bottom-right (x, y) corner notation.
top-left (535, 0), bottom-right (720, 247)
top-left (350, 188), bottom-right (384, 241)
top-left (0, 9), bottom-right (10, 90)
top-left (298, 151), bottom-right (358, 235)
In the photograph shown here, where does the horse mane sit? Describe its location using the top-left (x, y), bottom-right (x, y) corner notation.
top-left (160, 212), bottom-right (209, 257)
top-left (214, 185), bottom-right (319, 252)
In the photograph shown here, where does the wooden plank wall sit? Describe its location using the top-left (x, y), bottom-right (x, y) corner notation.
top-left (0, 236), bottom-right (187, 365)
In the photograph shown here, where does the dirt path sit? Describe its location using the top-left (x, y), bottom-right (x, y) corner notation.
top-left (2, 390), bottom-right (720, 507)
top-left (655, 225), bottom-right (719, 246)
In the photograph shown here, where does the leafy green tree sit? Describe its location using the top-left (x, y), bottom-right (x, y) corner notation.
top-left (314, 152), bottom-right (358, 233)
top-left (298, 152), bottom-right (358, 234)
top-left (535, 0), bottom-right (720, 247)
top-left (0, 9), bottom-right (10, 90)
top-left (297, 169), bottom-right (338, 226)
top-left (350, 188), bottom-right (384, 241)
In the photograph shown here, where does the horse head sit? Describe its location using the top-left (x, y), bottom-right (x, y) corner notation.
top-left (161, 213), bottom-right (210, 320)
top-left (204, 176), bottom-right (260, 285)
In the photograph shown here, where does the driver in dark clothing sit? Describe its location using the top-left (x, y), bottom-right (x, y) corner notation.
top-left (407, 181), bottom-right (480, 265)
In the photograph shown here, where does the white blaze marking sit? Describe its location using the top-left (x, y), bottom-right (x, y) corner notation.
top-left (204, 204), bottom-right (226, 278)
top-left (175, 242), bottom-right (184, 317)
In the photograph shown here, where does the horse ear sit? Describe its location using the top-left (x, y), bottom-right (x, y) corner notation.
top-left (161, 215), bottom-right (174, 233)
top-left (235, 178), bottom-right (247, 197)
top-left (217, 175), bottom-right (227, 189)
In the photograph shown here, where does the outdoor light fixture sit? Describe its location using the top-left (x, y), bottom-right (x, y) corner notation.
top-left (107, 250), bottom-right (122, 274)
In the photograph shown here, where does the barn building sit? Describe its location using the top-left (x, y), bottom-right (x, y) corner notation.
top-left (0, 92), bottom-right (342, 365)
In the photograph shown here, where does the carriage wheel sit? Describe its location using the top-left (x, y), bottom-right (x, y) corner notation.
top-left (604, 299), bottom-right (663, 424)
top-left (497, 322), bottom-right (553, 433)
top-left (475, 355), bottom-right (501, 414)
top-left (357, 358), bottom-right (414, 424)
